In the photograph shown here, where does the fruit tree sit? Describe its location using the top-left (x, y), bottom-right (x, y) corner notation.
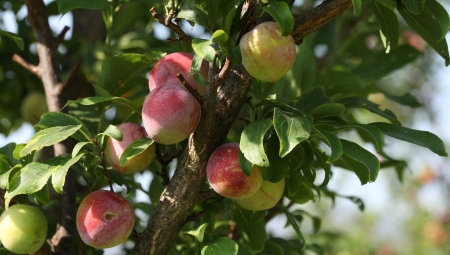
top-left (0, 0), bottom-right (449, 254)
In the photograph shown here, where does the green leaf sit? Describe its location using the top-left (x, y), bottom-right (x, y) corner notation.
top-left (296, 86), bottom-right (331, 113)
top-left (375, 0), bottom-right (397, 10)
top-left (351, 0), bottom-right (362, 15)
top-left (0, 30), bottom-right (24, 50)
top-left (234, 208), bottom-right (266, 253)
top-left (56, 0), bottom-right (112, 14)
top-left (66, 96), bottom-right (141, 115)
top-left (96, 54), bottom-right (155, 96)
top-left (370, 122), bottom-right (448, 156)
top-left (340, 139), bottom-right (380, 184)
top-left (262, 2), bottom-right (294, 36)
top-left (119, 138), bottom-right (154, 166)
top-left (0, 155), bottom-right (11, 173)
top-left (314, 71), bottom-right (365, 96)
top-left (373, 2), bottom-right (399, 53)
top-left (310, 103), bottom-right (345, 120)
top-left (354, 45), bottom-right (422, 79)
top-left (201, 237), bottom-right (238, 255)
top-left (263, 135), bottom-right (290, 183)
top-left (191, 54), bottom-right (209, 86)
top-left (72, 142), bottom-right (91, 158)
top-left (238, 148), bottom-right (254, 176)
top-left (0, 165), bottom-right (20, 189)
top-left (313, 147), bottom-right (332, 187)
top-left (338, 96), bottom-right (400, 125)
top-left (240, 118), bottom-right (273, 167)
top-left (184, 223), bottom-right (208, 242)
top-left (280, 204), bottom-right (305, 248)
top-left (425, 0), bottom-right (450, 41)
top-left (20, 125), bottom-right (82, 157)
top-left (313, 129), bottom-right (343, 163)
top-left (273, 108), bottom-right (312, 158)
top-left (52, 154), bottom-right (84, 193)
top-left (399, 2), bottom-right (450, 66)
top-left (36, 112), bottom-right (92, 142)
top-left (192, 39), bottom-right (216, 62)
top-left (211, 29), bottom-right (229, 47)
top-left (401, 0), bottom-right (426, 14)
top-left (4, 157), bottom-right (66, 208)
top-left (33, 185), bottom-right (50, 204)
top-left (177, 0), bottom-right (218, 31)
top-left (0, 143), bottom-right (20, 166)
top-left (100, 125), bottom-right (123, 141)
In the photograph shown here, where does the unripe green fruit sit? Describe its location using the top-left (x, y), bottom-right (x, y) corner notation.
top-left (20, 92), bottom-right (48, 125)
top-left (239, 22), bottom-right (296, 82)
top-left (0, 204), bottom-right (48, 254)
top-left (233, 178), bottom-right (285, 211)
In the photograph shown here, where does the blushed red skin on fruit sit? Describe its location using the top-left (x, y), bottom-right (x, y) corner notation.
top-left (76, 190), bottom-right (135, 249)
top-left (142, 84), bottom-right (201, 145)
top-left (148, 52), bottom-right (209, 96)
top-left (207, 143), bottom-right (263, 199)
top-left (105, 122), bottom-right (155, 174)
top-left (240, 22), bottom-right (296, 82)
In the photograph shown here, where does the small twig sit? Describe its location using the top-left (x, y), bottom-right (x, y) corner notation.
top-left (198, 188), bottom-right (221, 204)
top-left (185, 210), bottom-right (207, 222)
top-left (62, 61), bottom-right (81, 92)
top-left (56, 26), bottom-right (70, 45)
top-left (265, 200), bottom-right (294, 222)
top-left (165, 8), bottom-right (176, 26)
top-left (176, 73), bottom-right (204, 105)
top-left (12, 54), bottom-right (39, 76)
top-left (155, 145), bottom-right (171, 186)
top-left (93, 138), bottom-right (114, 192)
top-left (150, 6), bottom-right (192, 45)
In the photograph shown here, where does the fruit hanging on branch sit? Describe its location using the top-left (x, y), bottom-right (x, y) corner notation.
top-left (207, 142), bottom-right (263, 199)
top-left (76, 190), bottom-right (135, 249)
top-left (148, 52), bottom-right (209, 96)
top-left (142, 84), bottom-right (201, 145)
top-left (0, 204), bottom-right (48, 254)
top-left (105, 122), bottom-right (156, 174)
top-left (240, 21), bottom-right (296, 82)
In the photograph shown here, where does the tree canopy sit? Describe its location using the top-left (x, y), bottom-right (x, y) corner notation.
top-left (0, 0), bottom-right (449, 254)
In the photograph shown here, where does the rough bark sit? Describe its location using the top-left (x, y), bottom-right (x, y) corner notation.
top-left (134, 1), bottom-right (354, 254)
top-left (291, 0), bottom-right (354, 44)
top-left (24, 1), bottom-right (76, 254)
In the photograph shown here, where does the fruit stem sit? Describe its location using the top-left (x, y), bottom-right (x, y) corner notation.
top-left (176, 73), bottom-right (204, 105)
top-left (93, 138), bottom-right (115, 192)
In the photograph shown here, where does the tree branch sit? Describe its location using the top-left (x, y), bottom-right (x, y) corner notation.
top-left (134, 1), bottom-right (355, 254)
top-left (291, 0), bottom-right (354, 44)
top-left (24, 1), bottom-right (76, 254)
top-left (150, 6), bottom-right (192, 45)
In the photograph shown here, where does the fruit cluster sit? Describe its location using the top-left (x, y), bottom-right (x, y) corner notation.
top-left (0, 22), bottom-right (293, 253)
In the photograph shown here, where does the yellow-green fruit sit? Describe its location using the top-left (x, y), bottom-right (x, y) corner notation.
top-left (233, 178), bottom-right (285, 211)
top-left (239, 22), bottom-right (296, 82)
top-left (0, 204), bottom-right (48, 254)
top-left (20, 92), bottom-right (48, 125)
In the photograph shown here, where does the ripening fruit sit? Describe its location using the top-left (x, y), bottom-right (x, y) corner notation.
top-left (142, 84), bottom-right (201, 145)
top-left (76, 190), bottom-right (135, 249)
top-left (233, 178), bottom-right (285, 211)
top-left (0, 204), bottom-right (48, 254)
top-left (207, 143), bottom-right (263, 199)
top-left (149, 52), bottom-right (209, 96)
top-left (104, 122), bottom-right (156, 174)
top-left (239, 22), bottom-right (296, 82)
